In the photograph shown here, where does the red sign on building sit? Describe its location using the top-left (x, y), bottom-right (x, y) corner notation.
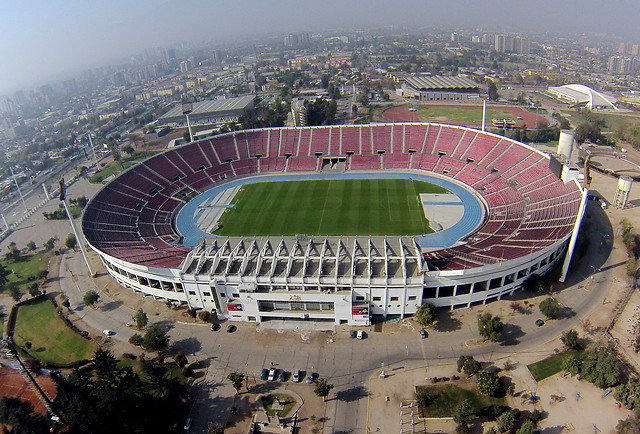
top-left (352, 306), bottom-right (369, 316)
top-left (227, 303), bottom-right (243, 311)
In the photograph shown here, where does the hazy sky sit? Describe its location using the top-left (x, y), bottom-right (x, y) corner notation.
top-left (0, 0), bottom-right (638, 95)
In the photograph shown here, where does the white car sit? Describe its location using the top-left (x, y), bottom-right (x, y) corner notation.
top-left (292, 369), bottom-right (300, 383)
top-left (357, 330), bottom-right (364, 340)
top-left (268, 368), bottom-right (276, 381)
top-left (102, 329), bottom-right (114, 336)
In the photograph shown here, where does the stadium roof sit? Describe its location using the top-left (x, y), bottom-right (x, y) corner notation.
top-left (548, 84), bottom-right (618, 110)
top-left (404, 75), bottom-right (479, 91)
top-left (159, 95), bottom-right (255, 121)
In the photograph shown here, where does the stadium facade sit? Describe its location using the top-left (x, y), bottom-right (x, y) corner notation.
top-left (158, 95), bottom-right (255, 127)
top-left (400, 75), bottom-right (480, 101)
top-left (82, 124), bottom-right (585, 326)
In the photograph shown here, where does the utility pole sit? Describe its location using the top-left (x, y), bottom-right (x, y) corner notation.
top-left (9, 166), bottom-right (28, 213)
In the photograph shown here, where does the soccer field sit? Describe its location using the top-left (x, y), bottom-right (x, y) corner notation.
top-left (213, 179), bottom-right (449, 236)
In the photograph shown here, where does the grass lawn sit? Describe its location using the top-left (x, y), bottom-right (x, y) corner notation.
top-left (417, 106), bottom-right (514, 124)
top-left (13, 298), bottom-right (97, 366)
top-left (90, 151), bottom-right (156, 183)
top-left (561, 110), bottom-right (640, 135)
top-left (416, 383), bottom-right (505, 418)
top-left (527, 349), bottom-right (581, 382)
top-left (261, 394), bottom-right (296, 417)
top-left (1, 253), bottom-right (48, 295)
top-left (214, 179), bottom-right (448, 236)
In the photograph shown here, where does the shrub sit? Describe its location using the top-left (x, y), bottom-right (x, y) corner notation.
top-left (129, 334), bottom-right (143, 346)
top-left (476, 371), bottom-right (500, 397)
top-left (198, 310), bottom-right (211, 322)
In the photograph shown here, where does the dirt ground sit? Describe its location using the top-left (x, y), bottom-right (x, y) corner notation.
top-left (0, 366), bottom-right (56, 416)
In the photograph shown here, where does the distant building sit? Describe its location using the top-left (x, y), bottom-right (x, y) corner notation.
top-left (451, 32), bottom-right (459, 43)
top-left (494, 35), bottom-right (530, 54)
top-left (290, 98), bottom-right (307, 127)
top-left (547, 84), bottom-right (618, 110)
top-left (158, 96), bottom-right (255, 127)
top-left (608, 55), bottom-right (637, 74)
top-left (400, 75), bottom-right (480, 101)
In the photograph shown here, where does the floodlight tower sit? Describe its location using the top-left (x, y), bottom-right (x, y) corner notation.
top-left (59, 177), bottom-right (95, 277)
top-left (182, 102), bottom-right (194, 143)
top-left (9, 166), bottom-right (28, 213)
top-left (88, 133), bottom-right (99, 169)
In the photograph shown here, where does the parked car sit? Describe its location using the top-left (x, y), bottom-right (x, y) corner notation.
top-left (102, 329), bottom-right (114, 336)
top-left (349, 330), bottom-right (356, 338)
top-left (183, 417), bottom-right (192, 430)
top-left (419, 329), bottom-right (428, 339)
top-left (535, 319), bottom-right (545, 327)
top-left (268, 368), bottom-right (276, 381)
top-left (357, 330), bottom-right (364, 340)
top-left (260, 368), bottom-right (269, 381)
top-left (278, 370), bottom-right (287, 382)
top-left (226, 324), bottom-right (236, 333)
top-left (210, 323), bottom-right (220, 331)
top-left (292, 369), bottom-right (300, 383)
top-left (305, 372), bottom-right (314, 384)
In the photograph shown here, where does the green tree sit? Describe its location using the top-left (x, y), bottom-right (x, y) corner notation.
top-left (83, 290), bottom-right (100, 307)
top-left (616, 408), bottom-right (640, 433)
top-left (478, 313), bottom-right (503, 342)
top-left (580, 346), bottom-right (620, 388)
top-left (453, 399), bottom-right (474, 426)
top-left (615, 377), bottom-right (640, 409)
top-left (227, 372), bottom-right (245, 394)
top-left (65, 233), bottom-right (77, 249)
top-left (174, 352), bottom-right (188, 368)
top-left (488, 82), bottom-right (499, 101)
top-left (539, 297), bottom-right (561, 319)
top-left (562, 354), bottom-right (580, 376)
top-left (142, 325), bottom-right (169, 352)
top-left (415, 303), bottom-right (436, 327)
top-left (43, 236), bottom-right (57, 251)
top-left (314, 378), bottom-right (334, 402)
top-left (134, 308), bottom-right (148, 329)
top-left (5, 241), bottom-right (21, 261)
top-left (515, 420), bottom-right (536, 434)
top-left (496, 410), bottom-right (517, 432)
top-left (352, 104), bottom-right (358, 118)
top-left (0, 397), bottom-right (50, 433)
top-left (26, 240), bottom-right (36, 251)
top-left (457, 356), bottom-right (481, 377)
top-left (561, 329), bottom-right (581, 350)
top-left (0, 263), bottom-right (10, 287)
top-left (122, 144), bottom-right (135, 155)
top-left (476, 371), bottom-right (500, 396)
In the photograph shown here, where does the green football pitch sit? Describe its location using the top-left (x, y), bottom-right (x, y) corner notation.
top-left (213, 178), bottom-right (449, 236)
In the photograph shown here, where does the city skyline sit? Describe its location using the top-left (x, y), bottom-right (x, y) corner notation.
top-left (1, 0), bottom-right (639, 95)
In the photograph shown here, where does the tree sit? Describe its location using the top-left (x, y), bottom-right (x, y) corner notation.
top-left (0, 263), bottom-right (9, 287)
top-left (227, 372), bottom-right (245, 394)
top-left (65, 233), bottom-right (77, 249)
top-left (515, 420), bottom-right (536, 434)
top-left (352, 104), bottom-right (358, 118)
top-left (83, 290), bottom-right (100, 307)
top-left (143, 325), bottom-right (169, 352)
top-left (122, 144), bottom-right (135, 155)
top-left (415, 303), bottom-right (436, 327)
top-left (496, 410), bottom-right (517, 432)
top-left (616, 408), bottom-right (640, 433)
top-left (5, 241), bottom-right (21, 261)
top-left (561, 354), bottom-right (580, 376)
top-left (580, 346), bottom-right (620, 388)
top-left (0, 397), bottom-right (50, 433)
top-left (314, 378), bottom-right (334, 402)
top-left (476, 371), bottom-right (500, 397)
top-left (561, 329), bottom-right (581, 350)
top-left (174, 352), bottom-right (188, 368)
top-left (24, 357), bottom-right (41, 374)
top-left (488, 82), bottom-right (499, 101)
top-left (26, 240), bottom-right (36, 251)
top-left (615, 377), bottom-right (640, 409)
top-left (457, 356), bottom-right (481, 377)
top-left (478, 313), bottom-right (503, 342)
top-left (129, 333), bottom-right (143, 346)
top-left (539, 297), bottom-right (561, 319)
top-left (43, 236), bottom-right (57, 251)
top-left (453, 399), bottom-right (474, 427)
top-left (134, 308), bottom-right (148, 329)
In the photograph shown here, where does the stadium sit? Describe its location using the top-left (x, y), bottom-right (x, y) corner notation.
top-left (82, 123), bottom-right (586, 326)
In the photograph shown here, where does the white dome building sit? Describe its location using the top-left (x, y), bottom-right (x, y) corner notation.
top-left (548, 84), bottom-right (618, 110)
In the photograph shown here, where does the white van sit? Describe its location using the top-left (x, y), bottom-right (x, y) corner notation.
top-left (357, 330), bottom-right (364, 340)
